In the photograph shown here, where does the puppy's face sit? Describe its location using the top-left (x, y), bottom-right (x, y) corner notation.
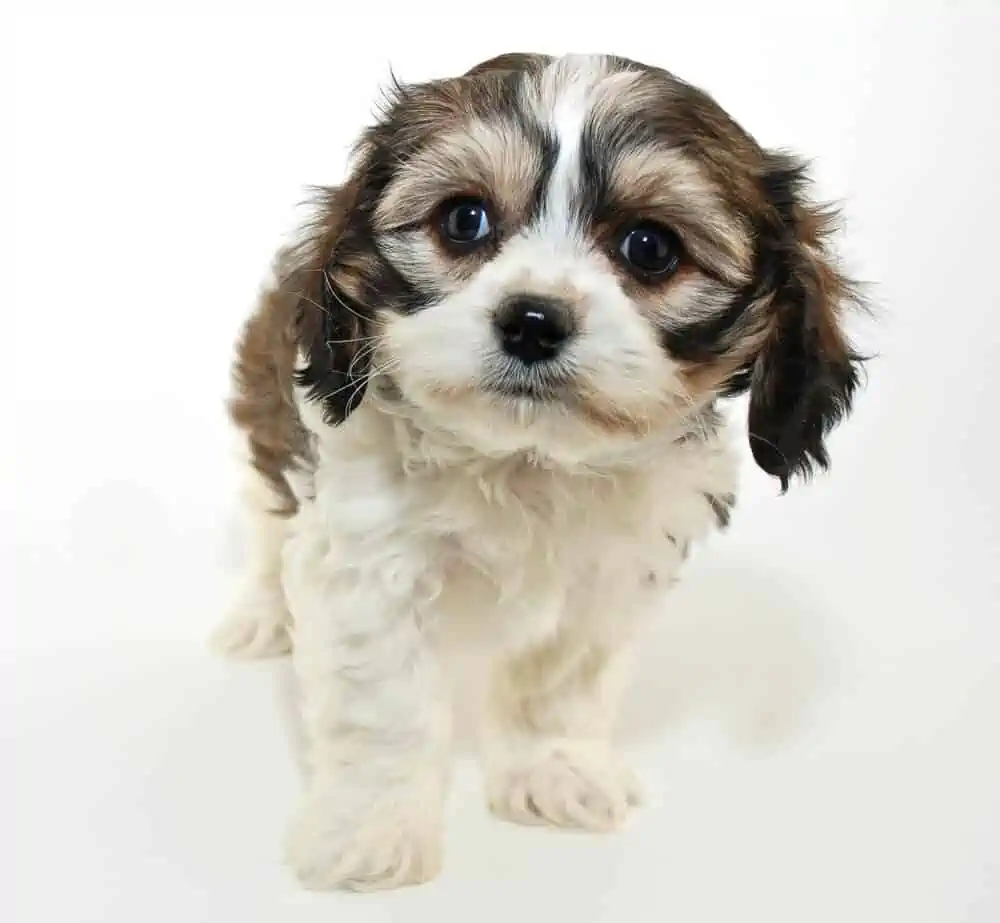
top-left (296, 53), bottom-right (862, 481)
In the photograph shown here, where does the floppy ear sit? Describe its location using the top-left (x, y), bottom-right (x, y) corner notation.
top-left (290, 178), bottom-right (376, 425)
top-left (747, 153), bottom-right (865, 490)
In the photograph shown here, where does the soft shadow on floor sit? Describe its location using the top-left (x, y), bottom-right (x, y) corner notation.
top-left (615, 558), bottom-right (833, 750)
top-left (272, 556), bottom-right (835, 771)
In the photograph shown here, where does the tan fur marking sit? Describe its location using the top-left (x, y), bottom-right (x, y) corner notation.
top-left (464, 53), bottom-right (552, 78)
top-left (229, 265), bottom-right (310, 517)
top-left (375, 121), bottom-right (543, 232)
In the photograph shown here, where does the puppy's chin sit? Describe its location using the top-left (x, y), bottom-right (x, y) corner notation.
top-left (380, 370), bottom-right (685, 467)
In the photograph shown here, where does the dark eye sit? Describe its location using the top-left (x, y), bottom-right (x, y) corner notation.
top-left (619, 223), bottom-right (681, 276)
top-left (442, 198), bottom-right (492, 244)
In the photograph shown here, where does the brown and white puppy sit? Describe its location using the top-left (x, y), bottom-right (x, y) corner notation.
top-left (213, 52), bottom-right (863, 891)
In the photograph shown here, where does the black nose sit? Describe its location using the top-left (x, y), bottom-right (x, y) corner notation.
top-left (494, 296), bottom-right (574, 364)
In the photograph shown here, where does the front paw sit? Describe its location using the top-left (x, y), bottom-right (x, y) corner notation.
top-left (487, 742), bottom-right (642, 832)
top-left (285, 780), bottom-right (444, 891)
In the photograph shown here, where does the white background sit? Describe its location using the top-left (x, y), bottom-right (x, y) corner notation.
top-left (6, 3), bottom-right (1000, 921)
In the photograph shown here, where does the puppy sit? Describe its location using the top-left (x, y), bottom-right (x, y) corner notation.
top-left (212, 52), bottom-right (863, 891)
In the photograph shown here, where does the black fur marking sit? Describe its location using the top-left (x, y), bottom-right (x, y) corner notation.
top-left (704, 492), bottom-right (735, 529)
top-left (526, 125), bottom-right (559, 223)
top-left (747, 293), bottom-right (863, 491)
top-left (575, 115), bottom-right (655, 228)
top-left (367, 247), bottom-right (438, 315)
top-left (659, 166), bottom-right (804, 367)
top-left (720, 366), bottom-right (754, 397)
top-left (744, 154), bottom-right (866, 489)
top-left (661, 297), bottom-right (749, 361)
top-left (665, 532), bottom-right (690, 559)
top-left (295, 272), bottom-right (375, 425)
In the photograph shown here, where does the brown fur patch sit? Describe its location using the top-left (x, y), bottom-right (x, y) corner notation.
top-left (229, 181), bottom-right (367, 513)
top-left (228, 257), bottom-right (311, 517)
top-left (464, 52), bottom-right (552, 78)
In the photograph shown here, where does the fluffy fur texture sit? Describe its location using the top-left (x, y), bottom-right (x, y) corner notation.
top-left (212, 52), bottom-right (864, 890)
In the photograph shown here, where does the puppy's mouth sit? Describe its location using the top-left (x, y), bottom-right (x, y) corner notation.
top-left (480, 361), bottom-right (573, 404)
top-left (487, 380), bottom-right (559, 401)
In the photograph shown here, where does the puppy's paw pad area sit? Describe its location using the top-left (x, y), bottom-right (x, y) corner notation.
top-left (209, 591), bottom-right (292, 660)
top-left (487, 745), bottom-right (642, 832)
top-left (284, 790), bottom-right (443, 891)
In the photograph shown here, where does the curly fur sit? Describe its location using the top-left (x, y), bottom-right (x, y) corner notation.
top-left (212, 51), bottom-right (864, 890)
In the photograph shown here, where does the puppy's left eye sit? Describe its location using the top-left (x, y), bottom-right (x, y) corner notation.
top-left (619, 223), bottom-right (682, 276)
top-left (442, 198), bottom-right (492, 245)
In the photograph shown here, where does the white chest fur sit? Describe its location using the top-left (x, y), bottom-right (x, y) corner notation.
top-left (295, 399), bottom-right (737, 652)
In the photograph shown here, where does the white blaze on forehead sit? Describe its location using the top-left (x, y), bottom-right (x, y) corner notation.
top-left (531, 54), bottom-right (612, 237)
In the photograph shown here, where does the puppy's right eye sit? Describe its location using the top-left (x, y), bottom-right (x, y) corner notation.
top-left (441, 198), bottom-right (492, 245)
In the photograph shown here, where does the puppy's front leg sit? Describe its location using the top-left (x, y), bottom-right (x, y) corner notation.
top-left (282, 506), bottom-right (448, 891)
top-left (484, 625), bottom-right (641, 832)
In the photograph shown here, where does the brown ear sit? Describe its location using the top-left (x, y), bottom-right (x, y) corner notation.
top-left (747, 154), bottom-right (865, 489)
top-left (290, 179), bottom-right (376, 424)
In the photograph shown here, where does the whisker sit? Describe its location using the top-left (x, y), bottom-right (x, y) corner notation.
top-left (316, 357), bottom-right (399, 404)
top-left (347, 358), bottom-right (400, 411)
top-left (294, 290), bottom-right (336, 320)
top-left (323, 273), bottom-right (374, 328)
top-left (291, 281), bottom-right (376, 334)
top-left (347, 340), bottom-right (381, 379)
top-left (747, 432), bottom-right (788, 468)
top-left (324, 334), bottom-right (381, 347)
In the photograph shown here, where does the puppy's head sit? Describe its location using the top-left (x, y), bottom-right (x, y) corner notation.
top-left (294, 53), bottom-right (863, 479)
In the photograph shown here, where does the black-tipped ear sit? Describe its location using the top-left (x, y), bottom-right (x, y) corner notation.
top-left (291, 181), bottom-right (375, 425)
top-left (748, 154), bottom-right (865, 490)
